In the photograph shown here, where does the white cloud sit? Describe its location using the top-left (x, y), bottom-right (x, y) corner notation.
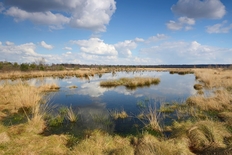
top-left (114, 40), bottom-right (137, 57)
top-left (134, 38), bottom-right (145, 42)
top-left (146, 34), bottom-right (169, 43)
top-left (0, 2), bottom-right (4, 13)
top-left (5, 41), bottom-right (14, 46)
top-left (167, 17), bottom-right (195, 31)
top-left (40, 41), bottom-right (54, 50)
top-left (0, 41), bottom-right (49, 62)
top-left (71, 38), bottom-right (118, 56)
top-left (140, 41), bottom-right (232, 64)
top-left (172, 0), bottom-right (226, 19)
top-left (3, 0), bottom-right (116, 32)
top-left (5, 7), bottom-right (70, 26)
top-left (206, 20), bottom-right (232, 34)
top-left (63, 47), bottom-right (73, 51)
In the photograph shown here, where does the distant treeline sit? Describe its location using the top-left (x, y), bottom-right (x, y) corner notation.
top-left (0, 61), bottom-right (231, 72)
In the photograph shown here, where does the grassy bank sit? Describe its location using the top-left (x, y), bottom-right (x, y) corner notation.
top-left (0, 68), bottom-right (231, 154)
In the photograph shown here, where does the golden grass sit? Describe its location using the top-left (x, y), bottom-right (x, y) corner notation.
top-left (100, 77), bottom-right (160, 88)
top-left (193, 68), bottom-right (232, 89)
top-left (0, 68), bottom-right (111, 80)
top-left (38, 83), bottom-right (60, 91)
top-left (171, 120), bottom-right (231, 152)
top-left (135, 133), bottom-right (194, 155)
top-left (0, 131), bottom-right (70, 154)
top-left (186, 89), bottom-right (232, 111)
top-left (72, 130), bottom-right (134, 155)
top-left (0, 82), bottom-right (42, 114)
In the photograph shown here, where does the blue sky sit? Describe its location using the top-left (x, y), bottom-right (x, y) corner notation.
top-left (0, 0), bottom-right (232, 65)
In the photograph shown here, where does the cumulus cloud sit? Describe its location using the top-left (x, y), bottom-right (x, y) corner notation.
top-left (166, 16), bottom-right (195, 31)
top-left (71, 38), bottom-right (118, 56)
top-left (206, 20), bottom-right (232, 34)
top-left (5, 7), bottom-right (70, 27)
top-left (0, 41), bottom-right (49, 62)
top-left (114, 40), bottom-right (137, 57)
top-left (63, 47), bottom-right (72, 51)
top-left (3, 0), bottom-right (116, 32)
top-left (140, 41), bottom-right (232, 64)
top-left (40, 41), bottom-right (54, 50)
top-left (172, 0), bottom-right (226, 19)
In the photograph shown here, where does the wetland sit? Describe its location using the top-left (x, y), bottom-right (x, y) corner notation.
top-left (0, 67), bottom-right (232, 154)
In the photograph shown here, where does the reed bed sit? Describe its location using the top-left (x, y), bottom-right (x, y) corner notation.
top-left (100, 77), bottom-right (160, 88)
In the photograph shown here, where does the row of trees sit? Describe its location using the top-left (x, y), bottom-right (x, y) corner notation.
top-left (0, 60), bottom-right (232, 72)
top-left (0, 61), bottom-right (65, 72)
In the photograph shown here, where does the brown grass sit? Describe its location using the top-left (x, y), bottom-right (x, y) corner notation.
top-left (100, 77), bottom-right (160, 88)
top-left (111, 110), bottom-right (128, 119)
top-left (193, 84), bottom-right (203, 90)
top-left (135, 133), bottom-right (194, 155)
top-left (0, 68), bottom-right (111, 80)
top-left (0, 82), bottom-right (42, 114)
top-left (171, 120), bottom-right (231, 152)
top-left (38, 83), bottom-right (60, 91)
top-left (193, 68), bottom-right (232, 89)
top-left (72, 130), bottom-right (134, 155)
top-left (186, 89), bottom-right (232, 111)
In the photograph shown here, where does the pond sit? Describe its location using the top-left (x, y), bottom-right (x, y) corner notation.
top-left (25, 71), bottom-right (197, 135)
top-left (3, 71), bottom-right (197, 136)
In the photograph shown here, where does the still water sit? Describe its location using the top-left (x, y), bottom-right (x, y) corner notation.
top-left (27, 71), bottom-right (197, 135)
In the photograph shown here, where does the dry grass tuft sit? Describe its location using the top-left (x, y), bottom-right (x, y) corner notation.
top-left (171, 120), bottom-right (231, 152)
top-left (66, 106), bottom-right (78, 122)
top-left (194, 84), bottom-right (203, 90)
top-left (0, 82), bottom-right (42, 113)
top-left (111, 110), bottom-right (128, 119)
top-left (39, 83), bottom-right (60, 91)
top-left (135, 133), bottom-right (194, 155)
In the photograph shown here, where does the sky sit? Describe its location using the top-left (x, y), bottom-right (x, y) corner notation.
top-left (0, 0), bottom-right (232, 65)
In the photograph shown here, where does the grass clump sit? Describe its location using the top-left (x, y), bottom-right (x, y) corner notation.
top-left (100, 77), bottom-right (160, 88)
top-left (135, 133), bottom-right (194, 155)
top-left (171, 120), bottom-right (231, 153)
top-left (193, 83), bottom-right (203, 90)
top-left (39, 83), bottom-right (60, 91)
top-left (66, 106), bottom-right (78, 122)
top-left (72, 130), bottom-right (134, 155)
top-left (68, 85), bottom-right (78, 89)
top-left (111, 110), bottom-right (128, 120)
